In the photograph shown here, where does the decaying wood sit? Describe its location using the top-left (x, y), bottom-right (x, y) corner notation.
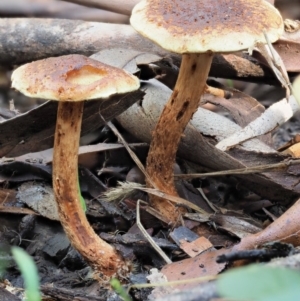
top-left (0, 18), bottom-right (277, 83)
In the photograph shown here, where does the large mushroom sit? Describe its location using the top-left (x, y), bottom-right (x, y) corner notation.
top-left (130, 0), bottom-right (283, 224)
top-left (11, 54), bottom-right (140, 276)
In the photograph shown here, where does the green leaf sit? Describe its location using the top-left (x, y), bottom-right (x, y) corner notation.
top-left (110, 278), bottom-right (132, 301)
top-left (0, 259), bottom-right (5, 278)
top-left (11, 247), bottom-right (41, 301)
top-left (0, 244), bottom-right (12, 278)
top-left (217, 264), bottom-right (300, 301)
top-left (77, 175), bottom-right (86, 212)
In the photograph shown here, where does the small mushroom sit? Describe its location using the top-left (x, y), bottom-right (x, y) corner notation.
top-left (130, 0), bottom-right (283, 224)
top-left (11, 54), bottom-right (140, 276)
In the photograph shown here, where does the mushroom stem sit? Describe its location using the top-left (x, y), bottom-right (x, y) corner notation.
top-left (146, 53), bottom-right (213, 224)
top-left (53, 101), bottom-right (124, 276)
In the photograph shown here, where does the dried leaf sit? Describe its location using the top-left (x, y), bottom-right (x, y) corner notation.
top-left (170, 226), bottom-right (213, 256)
top-left (0, 161), bottom-right (52, 183)
top-left (0, 91), bottom-right (144, 157)
top-left (273, 40), bottom-right (300, 72)
top-left (161, 248), bottom-right (227, 290)
top-left (203, 83), bottom-right (265, 128)
top-left (17, 182), bottom-right (59, 221)
top-left (2, 143), bottom-right (141, 165)
top-left (91, 48), bottom-right (161, 75)
top-left (209, 214), bottom-right (263, 239)
top-left (179, 237), bottom-right (213, 258)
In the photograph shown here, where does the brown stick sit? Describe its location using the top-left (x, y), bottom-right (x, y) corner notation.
top-left (60, 0), bottom-right (139, 15)
top-left (146, 53), bottom-right (213, 224)
top-left (53, 101), bottom-right (125, 276)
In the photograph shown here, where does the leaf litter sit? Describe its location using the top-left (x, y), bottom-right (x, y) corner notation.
top-left (2, 2), bottom-right (300, 301)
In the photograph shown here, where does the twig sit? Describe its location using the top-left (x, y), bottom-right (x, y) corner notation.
top-left (103, 182), bottom-right (209, 215)
top-left (257, 32), bottom-right (291, 97)
top-left (104, 119), bottom-right (157, 188)
top-left (144, 206), bottom-right (171, 225)
top-left (262, 208), bottom-right (277, 221)
top-left (197, 188), bottom-right (218, 213)
top-left (127, 274), bottom-right (217, 292)
top-left (60, 0), bottom-right (139, 15)
top-left (174, 159), bottom-right (300, 180)
top-left (136, 200), bottom-right (172, 264)
top-left (0, 206), bottom-right (38, 215)
top-left (1, 142), bottom-right (148, 165)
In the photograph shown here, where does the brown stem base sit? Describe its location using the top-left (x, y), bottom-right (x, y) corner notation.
top-left (53, 101), bottom-right (125, 277)
top-left (146, 53), bottom-right (213, 224)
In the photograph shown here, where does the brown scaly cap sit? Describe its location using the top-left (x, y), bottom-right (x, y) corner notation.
top-left (11, 54), bottom-right (140, 101)
top-left (130, 0), bottom-right (283, 54)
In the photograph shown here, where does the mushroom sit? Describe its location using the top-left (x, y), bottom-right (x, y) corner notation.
top-left (11, 54), bottom-right (140, 276)
top-left (130, 0), bottom-right (283, 224)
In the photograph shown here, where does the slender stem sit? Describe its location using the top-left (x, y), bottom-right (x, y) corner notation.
top-left (53, 101), bottom-right (124, 276)
top-left (146, 53), bottom-right (213, 223)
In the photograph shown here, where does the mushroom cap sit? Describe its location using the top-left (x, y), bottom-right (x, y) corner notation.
top-left (130, 0), bottom-right (284, 54)
top-left (11, 54), bottom-right (140, 101)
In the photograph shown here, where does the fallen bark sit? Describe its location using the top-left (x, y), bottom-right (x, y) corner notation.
top-left (0, 0), bottom-right (128, 23)
top-left (216, 96), bottom-right (300, 151)
top-left (0, 18), bottom-right (276, 82)
top-left (117, 80), bottom-right (300, 202)
top-left (0, 19), bottom-right (156, 65)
